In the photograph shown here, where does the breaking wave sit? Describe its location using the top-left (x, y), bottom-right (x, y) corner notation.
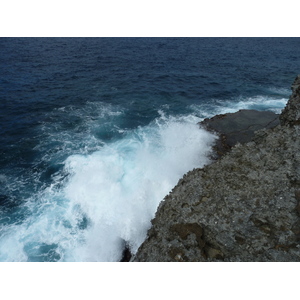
top-left (0, 106), bottom-right (216, 261)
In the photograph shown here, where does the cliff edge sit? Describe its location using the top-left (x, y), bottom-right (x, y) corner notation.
top-left (133, 75), bottom-right (300, 262)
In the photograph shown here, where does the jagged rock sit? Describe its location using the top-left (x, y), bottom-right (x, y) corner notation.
top-left (132, 75), bottom-right (300, 262)
top-left (280, 75), bottom-right (300, 126)
top-left (120, 240), bottom-right (132, 262)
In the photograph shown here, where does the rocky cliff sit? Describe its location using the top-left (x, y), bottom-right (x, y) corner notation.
top-left (132, 75), bottom-right (300, 262)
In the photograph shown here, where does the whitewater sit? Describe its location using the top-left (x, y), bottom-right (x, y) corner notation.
top-left (0, 107), bottom-right (216, 261)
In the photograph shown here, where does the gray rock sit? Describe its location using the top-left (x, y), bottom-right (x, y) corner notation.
top-left (200, 109), bottom-right (279, 159)
top-left (280, 75), bottom-right (300, 126)
top-left (132, 75), bottom-right (300, 262)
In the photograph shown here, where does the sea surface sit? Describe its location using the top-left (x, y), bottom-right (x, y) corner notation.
top-left (1, 37), bottom-right (300, 261)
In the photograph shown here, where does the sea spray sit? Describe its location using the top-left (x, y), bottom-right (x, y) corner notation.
top-left (0, 112), bottom-right (216, 261)
top-left (62, 113), bottom-right (217, 261)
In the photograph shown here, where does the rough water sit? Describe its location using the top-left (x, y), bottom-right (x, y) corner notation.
top-left (1, 37), bottom-right (300, 261)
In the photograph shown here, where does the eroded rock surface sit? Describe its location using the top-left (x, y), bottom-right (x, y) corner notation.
top-left (132, 75), bottom-right (300, 262)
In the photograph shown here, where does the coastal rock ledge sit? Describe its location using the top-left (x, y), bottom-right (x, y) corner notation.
top-left (132, 75), bottom-right (300, 262)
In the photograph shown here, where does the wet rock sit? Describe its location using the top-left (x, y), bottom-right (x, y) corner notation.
top-left (200, 109), bottom-right (279, 159)
top-left (120, 240), bottom-right (132, 262)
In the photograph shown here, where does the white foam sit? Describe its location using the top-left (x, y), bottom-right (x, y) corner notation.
top-left (61, 115), bottom-right (216, 261)
top-left (0, 113), bottom-right (216, 261)
top-left (191, 95), bottom-right (288, 119)
top-left (218, 96), bottom-right (288, 114)
top-left (36, 101), bottom-right (125, 159)
top-left (0, 229), bottom-right (28, 261)
top-left (265, 87), bottom-right (290, 96)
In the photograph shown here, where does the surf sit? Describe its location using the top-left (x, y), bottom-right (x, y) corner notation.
top-left (0, 110), bottom-right (217, 261)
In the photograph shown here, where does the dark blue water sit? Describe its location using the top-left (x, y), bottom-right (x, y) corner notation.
top-left (0, 37), bottom-right (299, 261)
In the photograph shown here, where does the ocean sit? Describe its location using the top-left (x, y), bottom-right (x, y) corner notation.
top-left (0, 37), bottom-right (300, 261)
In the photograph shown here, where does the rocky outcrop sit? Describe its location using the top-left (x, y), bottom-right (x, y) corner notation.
top-left (132, 75), bottom-right (300, 262)
top-left (200, 109), bottom-right (279, 159)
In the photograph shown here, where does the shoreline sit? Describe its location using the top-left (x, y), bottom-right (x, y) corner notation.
top-left (132, 75), bottom-right (300, 262)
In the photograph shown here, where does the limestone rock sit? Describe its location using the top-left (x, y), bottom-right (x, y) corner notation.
top-left (132, 75), bottom-right (300, 262)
